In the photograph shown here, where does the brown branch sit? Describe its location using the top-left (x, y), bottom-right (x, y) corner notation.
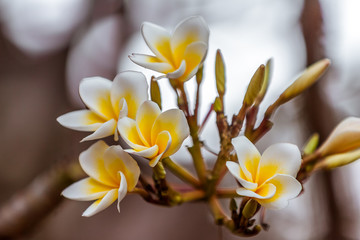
top-left (0, 161), bottom-right (83, 239)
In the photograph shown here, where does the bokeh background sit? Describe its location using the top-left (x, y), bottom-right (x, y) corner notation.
top-left (0, 0), bottom-right (360, 239)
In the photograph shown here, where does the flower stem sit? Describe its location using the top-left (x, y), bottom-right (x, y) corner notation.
top-left (162, 157), bottom-right (201, 188)
top-left (181, 190), bottom-right (206, 202)
top-left (216, 188), bottom-right (238, 198)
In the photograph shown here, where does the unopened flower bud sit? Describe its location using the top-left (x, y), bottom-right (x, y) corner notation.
top-left (318, 117), bottom-right (360, 156)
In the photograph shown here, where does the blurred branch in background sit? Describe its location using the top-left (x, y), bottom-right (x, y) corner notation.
top-left (0, 161), bottom-right (83, 239)
top-left (300, 0), bottom-right (344, 239)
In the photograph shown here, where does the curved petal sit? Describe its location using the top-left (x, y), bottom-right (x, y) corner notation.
top-left (82, 188), bottom-right (118, 217)
top-left (141, 22), bottom-right (174, 64)
top-left (171, 16), bottom-right (209, 65)
top-left (117, 98), bottom-right (128, 119)
top-left (117, 171), bottom-right (128, 213)
top-left (136, 100), bottom-right (161, 146)
top-left (226, 161), bottom-right (258, 190)
top-left (149, 131), bottom-right (172, 167)
top-left (236, 183), bottom-right (276, 199)
top-left (62, 177), bottom-right (113, 201)
top-left (151, 109), bottom-right (189, 157)
top-left (111, 71), bottom-right (149, 119)
top-left (79, 77), bottom-right (114, 120)
top-left (103, 146), bottom-right (140, 191)
top-left (117, 117), bottom-right (148, 151)
top-left (257, 143), bottom-right (301, 185)
top-left (129, 54), bottom-right (174, 74)
top-left (231, 136), bottom-right (261, 183)
top-left (126, 145), bottom-right (159, 159)
top-left (57, 110), bottom-right (104, 131)
top-left (178, 41), bottom-right (207, 82)
top-left (79, 141), bottom-right (117, 186)
top-left (81, 119), bottom-right (117, 142)
top-left (258, 174), bottom-right (302, 210)
top-left (166, 60), bottom-right (186, 79)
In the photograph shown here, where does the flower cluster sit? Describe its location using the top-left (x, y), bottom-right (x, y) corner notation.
top-left (57, 14), bottom-right (359, 238)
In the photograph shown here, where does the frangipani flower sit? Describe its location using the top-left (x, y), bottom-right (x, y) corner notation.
top-left (117, 100), bottom-right (189, 167)
top-left (226, 136), bottom-right (302, 209)
top-left (318, 117), bottom-right (360, 156)
top-left (57, 71), bottom-right (148, 141)
top-left (130, 16), bottom-right (209, 83)
top-left (62, 141), bottom-right (140, 217)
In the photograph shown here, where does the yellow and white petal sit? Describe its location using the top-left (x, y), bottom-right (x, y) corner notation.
top-left (141, 22), bottom-right (173, 64)
top-left (117, 171), bottom-right (127, 213)
top-left (258, 174), bottom-right (302, 210)
top-left (117, 117), bottom-right (148, 151)
top-left (231, 136), bottom-right (261, 183)
top-left (82, 188), bottom-right (118, 217)
top-left (236, 183), bottom-right (276, 199)
top-left (129, 54), bottom-right (174, 74)
top-left (117, 98), bottom-right (128, 119)
top-left (126, 145), bottom-right (159, 159)
top-left (166, 60), bottom-right (186, 79)
top-left (111, 71), bottom-right (149, 119)
top-left (151, 109), bottom-right (189, 157)
top-left (79, 77), bottom-right (114, 120)
top-left (148, 131), bottom-right (172, 167)
top-left (257, 143), bottom-right (301, 185)
top-left (226, 161), bottom-right (258, 191)
top-left (79, 141), bottom-right (117, 187)
top-left (57, 110), bottom-right (104, 132)
top-left (178, 41), bottom-right (207, 82)
top-left (103, 146), bottom-right (140, 191)
top-left (171, 16), bottom-right (209, 65)
top-left (81, 119), bottom-right (117, 142)
top-left (62, 177), bottom-right (113, 201)
top-left (136, 100), bottom-right (161, 146)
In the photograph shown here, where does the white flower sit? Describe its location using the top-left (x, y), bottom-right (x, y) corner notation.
top-left (117, 100), bottom-right (189, 167)
top-left (57, 71), bottom-right (148, 141)
top-left (226, 136), bottom-right (302, 209)
top-left (62, 141), bottom-right (140, 217)
top-left (130, 16), bottom-right (209, 83)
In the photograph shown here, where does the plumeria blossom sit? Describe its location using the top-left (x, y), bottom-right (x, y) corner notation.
top-left (130, 16), bottom-right (209, 83)
top-left (117, 100), bottom-right (189, 167)
top-left (62, 141), bottom-right (140, 217)
top-left (57, 71), bottom-right (148, 141)
top-left (226, 136), bottom-right (302, 209)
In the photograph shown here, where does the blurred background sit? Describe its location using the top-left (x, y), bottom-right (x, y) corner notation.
top-left (0, 0), bottom-right (359, 239)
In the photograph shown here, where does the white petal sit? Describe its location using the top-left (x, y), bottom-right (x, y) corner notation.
top-left (82, 189), bottom-right (118, 217)
top-left (148, 131), bottom-right (172, 167)
top-left (117, 117), bottom-right (148, 151)
top-left (178, 41), bottom-right (208, 82)
top-left (62, 177), bottom-right (113, 201)
top-left (126, 145), bottom-right (159, 159)
top-left (236, 183), bottom-right (276, 199)
top-left (151, 109), bottom-right (189, 158)
top-left (111, 71), bottom-right (149, 119)
top-left (81, 119), bottom-right (117, 142)
top-left (166, 60), bottom-right (186, 79)
top-left (257, 143), bottom-right (301, 184)
top-left (141, 22), bottom-right (173, 63)
top-left (117, 98), bottom-right (128, 119)
top-left (136, 100), bottom-right (161, 146)
top-left (258, 174), bottom-right (302, 210)
top-left (231, 136), bottom-right (261, 183)
top-left (79, 141), bottom-right (117, 186)
top-left (79, 77), bottom-right (114, 120)
top-left (129, 54), bottom-right (174, 73)
top-left (57, 110), bottom-right (104, 131)
top-left (117, 171), bottom-right (128, 213)
top-left (103, 146), bottom-right (140, 191)
top-left (226, 161), bottom-right (258, 190)
top-left (171, 16), bottom-right (209, 64)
